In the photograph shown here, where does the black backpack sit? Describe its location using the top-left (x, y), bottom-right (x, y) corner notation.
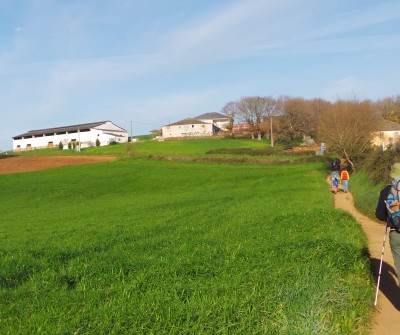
top-left (386, 177), bottom-right (400, 233)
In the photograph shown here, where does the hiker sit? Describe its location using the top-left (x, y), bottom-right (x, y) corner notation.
top-left (331, 170), bottom-right (339, 194)
top-left (340, 168), bottom-right (350, 193)
top-left (331, 159), bottom-right (336, 171)
top-left (336, 158), bottom-right (341, 172)
top-left (375, 182), bottom-right (400, 287)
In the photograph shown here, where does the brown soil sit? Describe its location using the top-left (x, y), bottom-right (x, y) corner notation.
top-left (0, 156), bottom-right (116, 174)
top-left (329, 178), bottom-right (400, 334)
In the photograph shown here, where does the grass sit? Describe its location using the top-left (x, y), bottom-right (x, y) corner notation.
top-left (13, 138), bottom-right (316, 162)
top-left (0, 157), bottom-right (374, 334)
top-left (350, 170), bottom-right (387, 221)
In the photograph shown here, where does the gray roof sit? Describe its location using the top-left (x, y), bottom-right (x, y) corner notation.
top-left (194, 112), bottom-right (228, 120)
top-left (13, 121), bottom-right (111, 139)
top-left (380, 120), bottom-right (400, 131)
top-left (166, 118), bottom-right (209, 126)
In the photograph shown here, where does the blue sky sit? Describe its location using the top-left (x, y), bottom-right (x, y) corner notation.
top-left (1, 0), bottom-right (400, 150)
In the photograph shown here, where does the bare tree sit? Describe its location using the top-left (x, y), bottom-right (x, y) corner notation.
top-left (279, 97), bottom-right (312, 140)
top-left (374, 96), bottom-right (400, 122)
top-left (317, 99), bottom-right (379, 172)
top-left (220, 101), bottom-right (236, 136)
top-left (307, 98), bottom-right (331, 135)
top-left (236, 96), bottom-right (276, 140)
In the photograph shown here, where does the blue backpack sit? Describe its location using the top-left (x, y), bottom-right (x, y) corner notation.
top-left (386, 177), bottom-right (400, 233)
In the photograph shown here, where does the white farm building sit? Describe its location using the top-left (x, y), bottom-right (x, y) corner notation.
top-left (161, 118), bottom-right (218, 139)
top-left (12, 121), bottom-right (128, 151)
top-left (193, 112), bottom-right (230, 132)
top-left (161, 113), bottom-right (229, 139)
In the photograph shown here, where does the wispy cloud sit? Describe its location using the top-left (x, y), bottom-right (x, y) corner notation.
top-left (1, 0), bottom-right (400, 149)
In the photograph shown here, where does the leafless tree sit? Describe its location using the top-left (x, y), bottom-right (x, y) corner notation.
top-left (236, 96), bottom-right (276, 140)
top-left (374, 96), bottom-right (400, 122)
top-left (220, 101), bottom-right (236, 136)
top-left (317, 99), bottom-right (379, 172)
top-left (278, 97), bottom-right (312, 140)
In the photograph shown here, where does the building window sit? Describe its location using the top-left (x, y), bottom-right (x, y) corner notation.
top-left (192, 125), bottom-right (194, 128)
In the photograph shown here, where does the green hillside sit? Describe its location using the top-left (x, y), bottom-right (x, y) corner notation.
top-left (0, 141), bottom-right (373, 334)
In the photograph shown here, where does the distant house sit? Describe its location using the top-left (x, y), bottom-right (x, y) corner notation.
top-left (12, 121), bottom-right (128, 151)
top-left (193, 112), bottom-right (230, 131)
top-left (371, 120), bottom-right (400, 149)
top-left (161, 118), bottom-right (217, 139)
top-left (160, 112), bottom-right (230, 139)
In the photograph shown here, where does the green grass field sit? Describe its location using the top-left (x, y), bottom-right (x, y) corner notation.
top-left (11, 138), bottom-right (269, 156)
top-left (0, 152), bottom-right (374, 334)
top-left (13, 138), bottom-right (316, 162)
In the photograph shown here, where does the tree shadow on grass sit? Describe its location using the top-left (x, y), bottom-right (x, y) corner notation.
top-left (371, 258), bottom-right (400, 310)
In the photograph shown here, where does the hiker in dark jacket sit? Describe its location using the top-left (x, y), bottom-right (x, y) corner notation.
top-left (376, 184), bottom-right (400, 287)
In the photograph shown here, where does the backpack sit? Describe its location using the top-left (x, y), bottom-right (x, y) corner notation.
top-left (341, 170), bottom-right (349, 180)
top-left (386, 177), bottom-right (400, 233)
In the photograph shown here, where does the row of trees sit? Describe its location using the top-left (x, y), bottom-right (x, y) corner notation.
top-left (220, 95), bottom-right (400, 172)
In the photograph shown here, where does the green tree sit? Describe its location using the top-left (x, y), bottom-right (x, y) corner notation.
top-left (96, 138), bottom-right (100, 147)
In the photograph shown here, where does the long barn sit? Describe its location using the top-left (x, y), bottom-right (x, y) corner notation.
top-left (12, 121), bottom-right (128, 151)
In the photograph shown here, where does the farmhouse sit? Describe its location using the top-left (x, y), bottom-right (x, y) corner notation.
top-left (161, 118), bottom-right (218, 139)
top-left (161, 113), bottom-right (229, 139)
top-left (193, 112), bottom-right (230, 131)
top-left (12, 121), bottom-right (128, 151)
top-left (371, 120), bottom-right (400, 149)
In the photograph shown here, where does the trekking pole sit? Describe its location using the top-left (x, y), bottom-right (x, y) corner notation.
top-left (374, 221), bottom-right (389, 306)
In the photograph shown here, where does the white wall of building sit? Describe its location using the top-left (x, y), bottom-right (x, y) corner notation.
top-left (372, 130), bottom-right (400, 149)
top-left (197, 118), bottom-right (229, 131)
top-left (162, 123), bottom-right (214, 139)
top-left (13, 121), bottom-right (128, 151)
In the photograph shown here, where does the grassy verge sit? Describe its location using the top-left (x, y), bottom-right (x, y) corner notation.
top-left (0, 159), bottom-right (373, 334)
top-left (350, 170), bottom-right (387, 221)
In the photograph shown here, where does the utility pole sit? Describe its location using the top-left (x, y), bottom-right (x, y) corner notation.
top-left (270, 116), bottom-right (274, 147)
top-left (130, 121), bottom-right (133, 141)
top-left (77, 126), bottom-right (81, 152)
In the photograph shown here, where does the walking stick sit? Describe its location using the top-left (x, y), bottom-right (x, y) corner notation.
top-left (374, 221), bottom-right (389, 306)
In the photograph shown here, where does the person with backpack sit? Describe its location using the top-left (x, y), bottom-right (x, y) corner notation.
top-left (330, 170), bottom-right (340, 194)
top-left (375, 178), bottom-right (400, 287)
top-left (340, 168), bottom-right (350, 193)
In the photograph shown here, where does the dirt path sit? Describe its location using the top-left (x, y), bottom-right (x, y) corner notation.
top-left (0, 156), bottom-right (116, 174)
top-left (330, 180), bottom-right (400, 334)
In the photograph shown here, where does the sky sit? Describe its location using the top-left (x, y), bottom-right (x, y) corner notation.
top-left (1, 0), bottom-right (400, 150)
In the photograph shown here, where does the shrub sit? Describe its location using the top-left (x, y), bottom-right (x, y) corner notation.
top-left (96, 138), bottom-right (100, 147)
top-left (361, 144), bottom-right (400, 184)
